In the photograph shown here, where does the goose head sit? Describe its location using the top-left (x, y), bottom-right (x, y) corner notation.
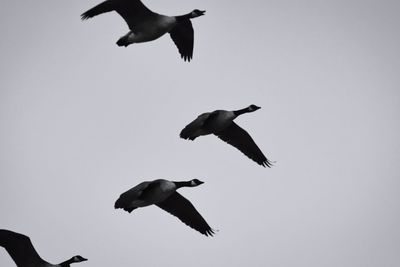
top-left (190, 9), bottom-right (206, 18)
top-left (189, 179), bottom-right (204, 187)
top-left (248, 104), bottom-right (261, 112)
top-left (70, 255), bottom-right (88, 264)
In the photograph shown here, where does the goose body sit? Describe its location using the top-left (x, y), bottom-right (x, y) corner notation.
top-left (180, 105), bottom-right (274, 167)
top-left (118, 15), bottom-right (177, 44)
top-left (0, 229), bottom-right (87, 267)
top-left (114, 179), bottom-right (214, 236)
top-left (81, 0), bottom-right (205, 61)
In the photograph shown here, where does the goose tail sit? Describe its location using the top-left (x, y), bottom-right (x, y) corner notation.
top-left (114, 197), bottom-right (136, 213)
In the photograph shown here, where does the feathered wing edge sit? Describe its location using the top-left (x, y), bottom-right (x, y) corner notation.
top-left (217, 122), bottom-right (274, 167)
top-left (156, 193), bottom-right (215, 236)
top-left (169, 20), bottom-right (194, 62)
top-left (81, 0), bottom-right (115, 20)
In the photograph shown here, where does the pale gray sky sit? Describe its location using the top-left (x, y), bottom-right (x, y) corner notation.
top-left (1, 0), bottom-right (400, 266)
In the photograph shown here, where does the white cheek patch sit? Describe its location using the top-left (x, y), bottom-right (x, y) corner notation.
top-left (190, 180), bottom-right (196, 186)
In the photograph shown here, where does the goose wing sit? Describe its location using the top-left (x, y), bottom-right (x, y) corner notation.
top-left (180, 112), bottom-right (210, 140)
top-left (169, 20), bottom-right (194, 62)
top-left (81, 0), bottom-right (155, 30)
top-left (0, 229), bottom-right (47, 266)
top-left (81, 0), bottom-right (116, 20)
top-left (216, 122), bottom-right (273, 167)
top-left (156, 192), bottom-right (214, 236)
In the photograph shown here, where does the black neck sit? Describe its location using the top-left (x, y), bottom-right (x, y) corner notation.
top-left (173, 181), bottom-right (192, 189)
top-left (60, 259), bottom-right (73, 267)
top-left (233, 107), bottom-right (250, 116)
top-left (175, 12), bottom-right (192, 21)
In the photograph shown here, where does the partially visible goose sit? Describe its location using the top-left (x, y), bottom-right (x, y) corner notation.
top-left (81, 0), bottom-right (205, 61)
top-left (0, 229), bottom-right (87, 267)
top-left (115, 179), bottom-right (214, 236)
top-left (180, 105), bottom-right (274, 167)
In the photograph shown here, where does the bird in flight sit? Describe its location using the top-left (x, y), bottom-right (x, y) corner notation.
top-left (81, 0), bottom-right (205, 61)
top-left (115, 179), bottom-right (215, 236)
top-left (180, 105), bottom-right (274, 167)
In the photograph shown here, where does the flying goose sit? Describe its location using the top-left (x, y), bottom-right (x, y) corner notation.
top-left (180, 105), bottom-right (274, 167)
top-left (0, 229), bottom-right (87, 267)
top-left (115, 179), bottom-right (214, 236)
top-left (81, 0), bottom-right (205, 61)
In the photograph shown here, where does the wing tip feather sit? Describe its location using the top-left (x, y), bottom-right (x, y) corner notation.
top-left (80, 13), bottom-right (90, 20)
top-left (261, 158), bottom-right (276, 168)
top-left (204, 228), bottom-right (217, 237)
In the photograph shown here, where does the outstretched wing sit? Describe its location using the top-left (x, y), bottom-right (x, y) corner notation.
top-left (0, 229), bottom-right (47, 267)
top-left (115, 0), bottom-right (155, 30)
top-left (156, 193), bottom-right (214, 236)
top-left (169, 20), bottom-right (194, 62)
top-left (81, 0), bottom-right (155, 30)
top-left (217, 122), bottom-right (273, 167)
top-left (81, 0), bottom-right (115, 20)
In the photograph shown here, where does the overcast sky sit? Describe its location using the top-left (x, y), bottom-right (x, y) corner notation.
top-left (1, 0), bottom-right (400, 266)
